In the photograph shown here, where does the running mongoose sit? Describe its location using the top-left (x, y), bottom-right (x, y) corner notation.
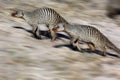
top-left (52, 24), bottom-right (120, 56)
top-left (11, 7), bottom-right (68, 41)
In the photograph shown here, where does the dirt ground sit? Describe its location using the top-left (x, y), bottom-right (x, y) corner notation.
top-left (0, 0), bottom-right (120, 80)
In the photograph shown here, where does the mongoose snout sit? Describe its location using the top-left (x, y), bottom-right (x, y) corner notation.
top-left (11, 8), bottom-right (68, 41)
top-left (11, 11), bottom-right (24, 18)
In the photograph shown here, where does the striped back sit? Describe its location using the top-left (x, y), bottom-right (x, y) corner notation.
top-left (65, 24), bottom-right (106, 43)
top-left (24, 8), bottom-right (68, 26)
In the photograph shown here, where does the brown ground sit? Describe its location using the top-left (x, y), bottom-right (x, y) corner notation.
top-left (0, 0), bottom-right (120, 80)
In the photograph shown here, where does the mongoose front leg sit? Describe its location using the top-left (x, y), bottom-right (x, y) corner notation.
top-left (43, 24), bottom-right (50, 36)
top-left (32, 26), bottom-right (41, 39)
top-left (97, 46), bottom-right (107, 56)
top-left (75, 41), bottom-right (81, 51)
top-left (49, 26), bottom-right (57, 41)
top-left (50, 29), bottom-right (57, 41)
top-left (101, 46), bottom-right (107, 57)
top-left (70, 37), bottom-right (81, 51)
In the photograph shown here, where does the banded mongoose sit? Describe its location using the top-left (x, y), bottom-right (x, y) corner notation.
top-left (52, 24), bottom-right (120, 56)
top-left (11, 7), bottom-right (68, 41)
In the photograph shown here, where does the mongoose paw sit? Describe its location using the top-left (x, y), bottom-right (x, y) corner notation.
top-left (35, 35), bottom-right (42, 39)
top-left (51, 39), bottom-right (56, 42)
top-left (102, 53), bottom-right (107, 57)
top-left (32, 34), bottom-right (42, 39)
top-left (79, 49), bottom-right (84, 53)
top-left (51, 37), bottom-right (58, 42)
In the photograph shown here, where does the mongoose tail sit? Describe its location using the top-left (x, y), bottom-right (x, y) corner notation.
top-left (106, 38), bottom-right (120, 55)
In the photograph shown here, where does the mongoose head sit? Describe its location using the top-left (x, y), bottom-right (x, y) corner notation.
top-left (11, 10), bottom-right (24, 18)
top-left (52, 23), bottom-right (65, 32)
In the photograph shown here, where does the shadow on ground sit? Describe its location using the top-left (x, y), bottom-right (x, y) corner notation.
top-left (54, 44), bottom-right (120, 58)
top-left (13, 26), bottom-right (70, 40)
top-left (12, 26), bottom-right (120, 58)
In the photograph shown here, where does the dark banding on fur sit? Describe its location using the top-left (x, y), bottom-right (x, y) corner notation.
top-left (53, 24), bottom-right (120, 56)
top-left (12, 7), bottom-right (68, 41)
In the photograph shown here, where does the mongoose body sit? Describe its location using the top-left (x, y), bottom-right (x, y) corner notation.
top-left (12, 7), bottom-right (68, 40)
top-left (53, 24), bottom-right (120, 56)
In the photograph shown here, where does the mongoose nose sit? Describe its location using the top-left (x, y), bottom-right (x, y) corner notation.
top-left (11, 12), bottom-right (17, 17)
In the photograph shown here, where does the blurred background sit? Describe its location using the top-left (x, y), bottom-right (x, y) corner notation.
top-left (0, 0), bottom-right (120, 80)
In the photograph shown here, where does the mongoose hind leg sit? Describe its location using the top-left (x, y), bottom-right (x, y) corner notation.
top-left (100, 46), bottom-right (107, 57)
top-left (32, 25), bottom-right (41, 39)
top-left (88, 42), bottom-right (96, 51)
top-left (70, 38), bottom-right (82, 51)
top-left (70, 38), bottom-right (77, 47)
